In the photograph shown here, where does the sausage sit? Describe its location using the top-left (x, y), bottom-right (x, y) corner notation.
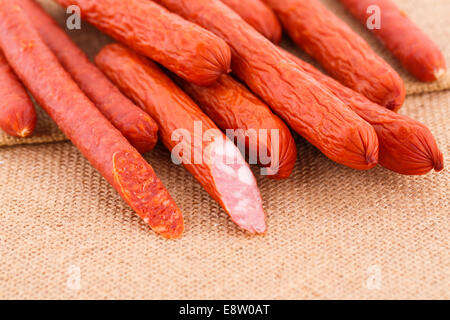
top-left (339, 0), bottom-right (447, 82)
top-left (17, 0), bottom-right (158, 153)
top-left (95, 44), bottom-right (266, 234)
top-left (262, 0), bottom-right (406, 111)
top-left (153, 0), bottom-right (380, 171)
top-left (220, 0), bottom-right (282, 43)
top-left (0, 1), bottom-right (183, 239)
top-left (55, 0), bottom-right (231, 86)
top-left (282, 49), bottom-right (444, 175)
top-left (0, 50), bottom-right (36, 138)
top-left (173, 74), bottom-right (297, 180)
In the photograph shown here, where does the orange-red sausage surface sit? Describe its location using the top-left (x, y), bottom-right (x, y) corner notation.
top-left (220, 0), bottom-right (282, 43)
top-left (0, 0), bottom-right (183, 239)
top-left (283, 49), bottom-right (443, 175)
top-left (0, 50), bottom-right (36, 137)
top-left (175, 74), bottom-right (297, 179)
top-left (339, 0), bottom-right (447, 82)
top-left (55, 0), bottom-right (231, 86)
top-left (96, 44), bottom-right (267, 234)
top-left (263, 0), bottom-right (405, 111)
top-left (18, 0), bottom-right (158, 153)
top-left (153, 0), bottom-right (379, 171)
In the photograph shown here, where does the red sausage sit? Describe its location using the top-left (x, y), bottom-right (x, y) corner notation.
top-left (17, 0), bottom-right (158, 153)
top-left (96, 44), bottom-right (267, 234)
top-left (0, 0), bottom-right (183, 239)
top-left (55, 0), bottom-right (231, 86)
top-left (153, 0), bottom-right (380, 171)
top-left (0, 50), bottom-right (36, 137)
top-left (339, 0), bottom-right (447, 82)
top-left (282, 49), bottom-right (444, 175)
top-left (174, 74), bottom-right (297, 180)
top-left (263, 0), bottom-right (406, 111)
top-left (220, 0), bottom-right (282, 43)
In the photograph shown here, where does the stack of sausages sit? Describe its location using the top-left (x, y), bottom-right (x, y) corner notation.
top-left (0, 0), bottom-right (445, 238)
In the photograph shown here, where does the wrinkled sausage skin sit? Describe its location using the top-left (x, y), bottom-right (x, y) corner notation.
top-left (153, 0), bottom-right (380, 171)
top-left (0, 1), bottom-right (183, 238)
top-left (340, 0), bottom-right (447, 82)
top-left (175, 74), bottom-right (297, 180)
top-left (220, 0), bottom-right (282, 43)
top-left (96, 44), bottom-right (267, 234)
top-left (55, 0), bottom-right (231, 86)
top-left (283, 49), bottom-right (443, 175)
top-left (263, 0), bottom-right (406, 111)
top-left (18, 0), bottom-right (158, 153)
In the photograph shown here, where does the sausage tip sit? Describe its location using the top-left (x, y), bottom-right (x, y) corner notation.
top-left (386, 99), bottom-right (401, 112)
top-left (366, 154), bottom-right (378, 166)
top-left (419, 130), bottom-right (444, 174)
top-left (358, 135), bottom-right (378, 170)
top-left (228, 209), bottom-right (266, 234)
top-left (18, 127), bottom-right (32, 138)
top-left (434, 68), bottom-right (446, 80)
top-left (269, 26), bottom-right (283, 45)
top-left (433, 153), bottom-right (444, 172)
top-left (12, 112), bottom-right (37, 138)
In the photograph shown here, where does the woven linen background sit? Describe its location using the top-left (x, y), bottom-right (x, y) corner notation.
top-left (0, 0), bottom-right (448, 299)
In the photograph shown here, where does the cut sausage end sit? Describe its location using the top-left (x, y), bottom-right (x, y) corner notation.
top-left (209, 139), bottom-right (266, 234)
top-left (113, 150), bottom-right (184, 239)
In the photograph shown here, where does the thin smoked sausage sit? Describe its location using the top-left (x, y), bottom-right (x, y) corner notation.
top-left (0, 1), bottom-right (183, 238)
top-left (153, 0), bottom-right (380, 171)
top-left (339, 0), bottom-right (447, 82)
top-left (18, 0), bottom-right (158, 153)
top-left (220, 0), bottom-right (282, 43)
top-left (263, 0), bottom-right (406, 111)
top-left (282, 49), bottom-right (444, 175)
top-left (0, 50), bottom-right (36, 137)
top-left (96, 44), bottom-right (267, 234)
top-left (55, 0), bottom-right (231, 86)
top-left (174, 74), bottom-right (297, 179)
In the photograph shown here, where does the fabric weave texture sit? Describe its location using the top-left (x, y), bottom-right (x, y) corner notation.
top-left (0, 0), bottom-right (448, 299)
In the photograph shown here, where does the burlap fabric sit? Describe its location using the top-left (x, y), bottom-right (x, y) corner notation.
top-left (0, 0), bottom-right (448, 299)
